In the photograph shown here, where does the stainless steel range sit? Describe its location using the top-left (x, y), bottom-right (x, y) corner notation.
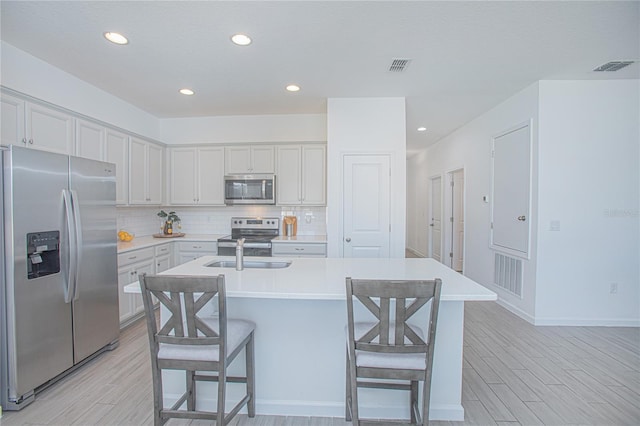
top-left (217, 217), bottom-right (280, 257)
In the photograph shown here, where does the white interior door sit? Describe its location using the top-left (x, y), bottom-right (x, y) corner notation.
top-left (491, 123), bottom-right (531, 257)
top-left (343, 155), bottom-right (390, 257)
top-left (429, 176), bottom-right (442, 262)
top-left (451, 169), bottom-right (465, 272)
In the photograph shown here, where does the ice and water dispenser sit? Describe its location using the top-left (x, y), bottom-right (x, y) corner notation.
top-left (26, 231), bottom-right (60, 279)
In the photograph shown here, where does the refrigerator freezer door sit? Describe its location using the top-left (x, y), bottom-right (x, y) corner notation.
top-left (3, 147), bottom-right (74, 400)
top-left (69, 156), bottom-right (119, 362)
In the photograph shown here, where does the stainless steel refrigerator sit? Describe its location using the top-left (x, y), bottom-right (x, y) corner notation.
top-left (1, 145), bottom-right (119, 410)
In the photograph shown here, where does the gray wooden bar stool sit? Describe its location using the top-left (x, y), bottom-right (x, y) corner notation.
top-left (139, 274), bottom-right (256, 426)
top-left (345, 277), bottom-right (442, 426)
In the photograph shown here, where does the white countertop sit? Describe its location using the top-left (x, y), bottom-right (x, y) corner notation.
top-left (125, 255), bottom-right (497, 302)
top-left (271, 235), bottom-right (327, 243)
top-left (117, 234), bottom-right (327, 253)
top-left (117, 234), bottom-right (225, 253)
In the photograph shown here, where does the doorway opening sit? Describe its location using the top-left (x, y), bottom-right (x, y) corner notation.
top-left (446, 168), bottom-right (465, 273)
top-left (428, 175), bottom-right (442, 262)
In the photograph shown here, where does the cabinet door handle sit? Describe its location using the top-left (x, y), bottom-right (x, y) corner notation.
top-left (21, 138), bottom-right (27, 145)
top-left (345, 237), bottom-right (351, 242)
top-left (28, 139), bottom-right (34, 145)
top-left (517, 216), bottom-right (526, 221)
top-left (128, 256), bottom-right (137, 260)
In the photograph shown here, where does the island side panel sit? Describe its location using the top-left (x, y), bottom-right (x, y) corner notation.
top-left (160, 296), bottom-right (465, 420)
top-left (429, 300), bottom-right (465, 420)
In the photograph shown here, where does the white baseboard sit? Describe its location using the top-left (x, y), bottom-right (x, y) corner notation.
top-left (532, 317), bottom-right (640, 327)
top-left (405, 247), bottom-right (427, 258)
top-left (165, 394), bottom-right (464, 421)
top-left (496, 297), bottom-right (640, 327)
top-left (495, 298), bottom-right (536, 324)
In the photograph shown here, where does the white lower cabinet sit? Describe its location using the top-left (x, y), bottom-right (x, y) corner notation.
top-left (177, 241), bottom-right (218, 264)
top-left (117, 247), bottom-right (155, 326)
top-left (154, 243), bottom-right (173, 272)
top-left (271, 242), bottom-right (327, 258)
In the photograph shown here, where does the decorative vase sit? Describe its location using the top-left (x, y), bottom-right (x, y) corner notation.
top-left (163, 220), bottom-right (173, 235)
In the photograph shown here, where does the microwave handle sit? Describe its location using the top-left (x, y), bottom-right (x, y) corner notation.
top-left (262, 180), bottom-right (266, 198)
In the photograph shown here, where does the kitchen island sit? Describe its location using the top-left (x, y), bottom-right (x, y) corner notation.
top-left (125, 256), bottom-right (496, 421)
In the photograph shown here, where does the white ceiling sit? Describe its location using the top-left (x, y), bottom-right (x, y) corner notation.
top-left (1, 1), bottom-right (638, 152)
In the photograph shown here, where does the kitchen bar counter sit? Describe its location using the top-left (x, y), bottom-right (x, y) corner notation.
top-left (125, 256), bottom-right (496, 421)
top-left (125, 255), bottom-right (493, 302)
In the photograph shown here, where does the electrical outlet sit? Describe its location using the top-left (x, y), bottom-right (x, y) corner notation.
top-left (610, 283), bottom-right (618, 294)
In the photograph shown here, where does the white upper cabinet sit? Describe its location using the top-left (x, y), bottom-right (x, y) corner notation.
top-left (170, 146), bottom-right (224, 205)
top-left (198, 147), bottom-right (225, 204)
top-left (170, 148), bottom-right (197, 204)
top-left (2, 93), bottom-right (74, 155)
top-left (75, 119), bottom-right (129, 205)
top-left (105, 129), bottom-right (129, 206)
top-left (1, 93), bottom-right (26, 146)
top-left (129, 137), bottom-right (164, 205)
top-left (225, 145), bottom-right (274, 174)
top-left (276, 144), bottom-right (326, 205)
top-left (75, 119), bottom-right (104, 161)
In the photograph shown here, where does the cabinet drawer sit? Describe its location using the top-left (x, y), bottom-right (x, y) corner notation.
top-left (154, 244), bottom-right (172, 256)
top-left (272, 243), bottom-right (327, 256)
top-left (118, 247), bottom-right (154, 267)
top-left (177, 241), bottom-right (217, 252)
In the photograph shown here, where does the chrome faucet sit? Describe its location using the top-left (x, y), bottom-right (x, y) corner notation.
top-left (235, 238), bottom-right (245, 271)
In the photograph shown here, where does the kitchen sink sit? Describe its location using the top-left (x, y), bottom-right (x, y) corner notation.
top-left (205, 260), bottom-right (292, 269)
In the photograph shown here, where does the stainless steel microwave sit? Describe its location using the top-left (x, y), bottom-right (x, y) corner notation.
top-left (224, 174), bottom-right (276, 205)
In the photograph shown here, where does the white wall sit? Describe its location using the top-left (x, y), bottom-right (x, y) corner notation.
top-left (409, 83), bottom-right (540, 321)
top-left (1, 41), bottom-right (160, 140)
top-left (326, 97), bottom-right (406, 258)
top-left (410, 79), bottom-right (640, 326)
top-left (160, 114), bottom-right (326, 144)
top-left (535, 80), bottom-right (640, 326)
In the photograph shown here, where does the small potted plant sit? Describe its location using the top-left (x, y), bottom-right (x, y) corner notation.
top-left (157, 210), bottom-right (181, 235)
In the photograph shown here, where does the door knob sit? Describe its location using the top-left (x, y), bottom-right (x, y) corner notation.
top-left (345, 237), bottom-right (351, 242)
top-left (517, 216), bottom-right (526, 221)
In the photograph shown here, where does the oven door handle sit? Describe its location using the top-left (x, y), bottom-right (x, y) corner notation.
top-left (218, 242), bottom-right (238, 248)
top-left (218, 241), bottom-right (272, 249)
top-left (244, 242), bottom-right (271, 249)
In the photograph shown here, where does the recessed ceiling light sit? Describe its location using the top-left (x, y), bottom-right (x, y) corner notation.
top-left (417, 127), bottom-right (427, 132)
top-left (286, 84), bottom-right (301, 92)
top-left (231, 34), bottom-right (252, 46)
top-left (179, 88), bottom-right (195, 96)
top-left (104, 32), bottom-right (128, 45)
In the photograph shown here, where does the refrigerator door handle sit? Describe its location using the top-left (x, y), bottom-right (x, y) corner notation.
top-left (62, 189), bottom-right (77, 304)
top-left (70, 189), bottom-right (83, 301)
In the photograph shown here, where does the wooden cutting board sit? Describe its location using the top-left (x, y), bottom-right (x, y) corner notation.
top-left (152, 233), bottom-right (186, 238)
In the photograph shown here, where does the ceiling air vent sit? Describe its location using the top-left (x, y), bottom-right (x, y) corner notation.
top-left (593, 61), bottom-right (634, 72)
top-left (389, 59), bottom-right (411, 72)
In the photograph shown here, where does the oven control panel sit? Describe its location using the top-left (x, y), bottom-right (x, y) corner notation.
top-left (231, 217), bottom-right (280, 230)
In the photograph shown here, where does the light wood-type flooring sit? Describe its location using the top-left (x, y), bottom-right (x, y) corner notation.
top-left (1, 300), bottom-right (638, 425)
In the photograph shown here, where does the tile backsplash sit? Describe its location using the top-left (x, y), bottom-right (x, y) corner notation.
top-left (117, 205), bottom-right (327, 237)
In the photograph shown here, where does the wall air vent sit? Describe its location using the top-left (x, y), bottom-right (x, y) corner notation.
top-left (593, 61), bottom-right (634, 72)
top-left (389, 59), bottom-right (411, 72)
top-left (494, 253), bottom-right (523, 297)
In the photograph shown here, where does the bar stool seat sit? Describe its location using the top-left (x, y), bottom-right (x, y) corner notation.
top-left (157, 319), bottom-right (254, 362)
